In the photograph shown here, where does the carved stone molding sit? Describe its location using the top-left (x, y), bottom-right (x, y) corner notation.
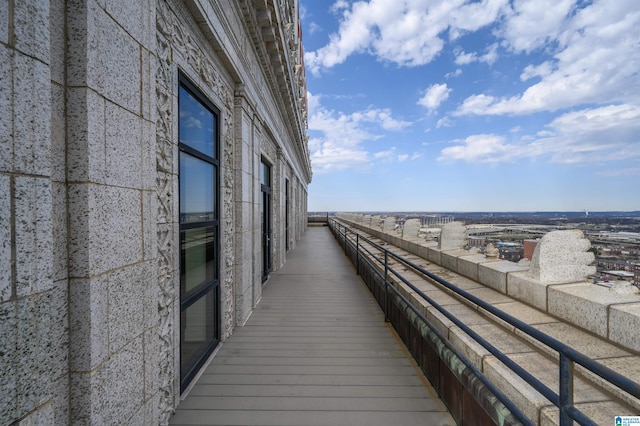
top-left (156, 0), bottom-right (235, 422)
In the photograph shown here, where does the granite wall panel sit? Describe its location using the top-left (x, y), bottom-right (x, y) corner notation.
top-left (0, 176), bottom-right (10, 302)
top-left (0, 0), bottom-right (8, 45)
top-left (104, 102), bottom-right (143, 188)
top-left (13, 55), bottom-right (51, 176)
top-left (108, 263), bottom-right (148, 354)
top-left (66, 88), bottom-right (106, 183)
top-left (0, 45), bottom-right (11, 173)
top-left (13, 0), bottom-right (50, 64)
top-left (14, 177), bottom-right (53, 297)
top-left (0, 301), bottom-right (17, 424)
top-left (69, 276), bottom-right (109, 371)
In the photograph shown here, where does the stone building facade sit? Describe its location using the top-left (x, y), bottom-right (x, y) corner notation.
top-left (0, 0), bottom-right (311, 424)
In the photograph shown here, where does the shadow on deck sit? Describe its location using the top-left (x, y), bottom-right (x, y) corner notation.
top-left (170, 226), bottom-right (455, 426)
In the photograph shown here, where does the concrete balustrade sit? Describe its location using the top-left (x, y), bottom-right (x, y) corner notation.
top-left (335, 213), bottom-right (640, 354)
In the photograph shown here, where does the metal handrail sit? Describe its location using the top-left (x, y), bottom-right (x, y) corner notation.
top-left (307, 212), bottom-right (330, 223)
top-left (330, 218), bottom-right (640, 426)
top-left (345, 228), bottom-right (533, 425)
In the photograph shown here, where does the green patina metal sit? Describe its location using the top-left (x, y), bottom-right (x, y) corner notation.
top-left (336, 224), bottom-right (523, 426)
top-left (390, 289), bottom-right (520, 426)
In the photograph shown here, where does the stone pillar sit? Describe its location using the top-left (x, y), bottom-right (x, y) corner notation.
top-left (66, 1), bottom-right (158, 424)
top-left (273, 147), bottom-right (284, 269)
top-left (1, 2), bottom-right (63, 424)
top-left (233, 89), bottom-right (256, 326)
top-left (252, 120), bottom-right (264, 306)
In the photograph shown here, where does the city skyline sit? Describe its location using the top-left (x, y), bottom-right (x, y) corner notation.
top-left (300, 0), bottom-right (640, 212)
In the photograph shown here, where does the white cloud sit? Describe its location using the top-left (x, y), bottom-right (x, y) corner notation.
top-left (448, 0), bottom-right (510, 34)
top-left (306, 0), bottom-right (640, 124)
top-left (373, 149), bottom-right (414, 163)
top-left (453, 50), bottom-right (475, 65)
top-left (441, 104), bottom-right (640, 164)
top-left (418, 83), bottom-right (451, 112)
top-left (498, 0), bottom-right (577, 53)
top-left (304, 0), bottom-right (512, 75)
top-left (446, 69), bottom-right (463, 78)
top-left (374, 147), bottom-right (396, 159)
top-left (597, 168), bottom-right (640, 177)
top-left (454, 43), bottom-right (499, 65)
top-left (456, 0), bottom-right (640, 115)
top-left (305, 0), bottom-right (468, 74)
top-left (439, 134), bottom-right (518, 163)
top-left (529, 104), bottom-right (640, 163)
top-left (308, 22), bottom-right (321, 35)
top-left (436, 117), bottom-right (453, 128)
top-left (352, 109), bottom-right (412, 131)
top-left (311, 141), bottom-right (371, 173)
top-left (307, 91), bottom-right (413, 173)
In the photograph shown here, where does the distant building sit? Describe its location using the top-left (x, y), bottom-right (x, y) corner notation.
top-left (1, 1), bottom-right (311, 424)
top-left (422, 215), bottom-right (455, 227)
top-left (523, 239), bottom-right (539, 260)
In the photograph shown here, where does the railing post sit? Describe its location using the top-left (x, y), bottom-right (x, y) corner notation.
top-left (356, 234), bottom-right (360, 275)
top-left (384, 250), bottom-right (390, 323)
top-left (559, 353), bottom-right (574, 426)
top-left (344, 227), bottom-right (348, 252)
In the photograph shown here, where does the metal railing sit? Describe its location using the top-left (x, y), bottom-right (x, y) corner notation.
top-left (330, 218), bottom-right (640, 426)
top-left (307, 212), bottom-right (330, 224)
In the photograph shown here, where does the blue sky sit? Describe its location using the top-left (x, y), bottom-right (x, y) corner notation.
top-left (299, 0), bottom-right (640, 212)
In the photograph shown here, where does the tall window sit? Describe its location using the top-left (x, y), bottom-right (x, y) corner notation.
top-left (261, 159), bottom-right (272, 281)
top-left (285, 178), bottom-right (290, 251)
top-left (178, 75), bottom-right (220, 392)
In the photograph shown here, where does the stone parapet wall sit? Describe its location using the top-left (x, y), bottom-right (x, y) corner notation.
top-left (335, 213), bottom-right (640, 423)
top-left (336, 213), bottom-right (640, 354)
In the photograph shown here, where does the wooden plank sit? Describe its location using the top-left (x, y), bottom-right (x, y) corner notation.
top-left (170, 227), bottom-right (454, 426)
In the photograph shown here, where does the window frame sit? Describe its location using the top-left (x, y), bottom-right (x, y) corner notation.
top-left (178, 73), bottom-right (222, 392)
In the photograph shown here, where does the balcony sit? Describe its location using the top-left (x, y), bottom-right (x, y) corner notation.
top-left (171, 218), bottom-right (640, 426)
top-left (170, 225), bottom-right (455, 425)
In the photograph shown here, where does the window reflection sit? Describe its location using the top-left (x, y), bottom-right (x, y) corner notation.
top-left (180, 290), bottom-right (217, 381)
top-left (179, 153), bottom-right (215, 223)
top-left (181, 227), bottom-right (216, 294)
top-left (261, 160), bottom-right (271, 186)
top-left (179, 86), bottom-right (215, 158)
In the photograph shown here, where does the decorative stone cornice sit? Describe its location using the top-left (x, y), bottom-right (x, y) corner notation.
top-left (238, 0), bottom-right (311, 183)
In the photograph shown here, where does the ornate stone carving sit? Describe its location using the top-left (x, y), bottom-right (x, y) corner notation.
top-left (156, 0), bottom-right (235, 422)
top-left (438, 222), bottom-right (467, 251)
top-left (382, 217), bottom-right (397, 234)
top-left (529, 230), bottom-right (596, 283)
top-left (402, 219), bottom-right (421, 239)
top-left (155, 19), bottom-right (176, 423)
top-left (485, 243), bottom-right (499, 258)
top-left (222, 95), bottom-right (235, 341)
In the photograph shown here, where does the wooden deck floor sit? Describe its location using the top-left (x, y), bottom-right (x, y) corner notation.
top-left (170, 226), bottom-right (455, 426)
